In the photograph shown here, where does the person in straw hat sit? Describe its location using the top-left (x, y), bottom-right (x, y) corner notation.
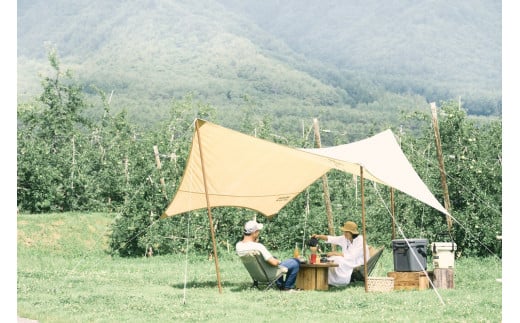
top-left (312, 220), bottom-right (369, 286)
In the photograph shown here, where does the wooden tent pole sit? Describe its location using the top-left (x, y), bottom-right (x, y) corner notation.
top-left (360, 166), bottom-right (369, 292)
top-left (312, 118), bottom-right (335, 239)
top-left (430, 102), bottom-right (453, 232)
top-left (391, 188), bottom-right (396, 240)
top-left (195, 120), bottom-right (223, 293)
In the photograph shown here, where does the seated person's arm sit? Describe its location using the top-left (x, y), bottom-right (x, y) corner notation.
top-left (267, 256), bottom-right (281, 266)
top-left (257, 245), bottom-right (282, 266)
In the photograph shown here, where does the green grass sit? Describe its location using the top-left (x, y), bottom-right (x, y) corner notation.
top-left (18, 212), bottom-right (502, 322)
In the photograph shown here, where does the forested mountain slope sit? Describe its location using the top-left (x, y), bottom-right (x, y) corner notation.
top-left (17, 0), bottom-right (501, 134)
top-left (218, 0), bottom-right (501, 101)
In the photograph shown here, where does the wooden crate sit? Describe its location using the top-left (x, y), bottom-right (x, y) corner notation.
top-left (387, 271), bottom-right (430, 291)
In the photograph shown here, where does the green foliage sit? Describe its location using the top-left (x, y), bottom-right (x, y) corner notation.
top-left (398, 101), bottom-right (502, 257)
top-left (434, 102), bottom-right (502, 257)
top-left (17, 49), bottom-right (94, 212)
top-left (17, 52), bottom-right (502, 259)
top-left (107, 97), bottom-right (218, 257)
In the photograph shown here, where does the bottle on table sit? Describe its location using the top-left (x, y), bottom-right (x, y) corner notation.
top-left (293, 243), bottom-right (300, 258)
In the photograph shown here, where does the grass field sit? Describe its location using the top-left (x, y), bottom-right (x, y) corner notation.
top-left (17, 212), bottom-right (503, 322)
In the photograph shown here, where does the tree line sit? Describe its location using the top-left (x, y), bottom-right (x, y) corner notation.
top-left (17, 52), bottom-right (502, 259)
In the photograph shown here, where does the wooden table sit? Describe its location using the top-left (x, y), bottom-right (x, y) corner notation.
top-left (296, 262), bottom-right (339, 291)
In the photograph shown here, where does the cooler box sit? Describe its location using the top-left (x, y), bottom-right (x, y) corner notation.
top-left (392, 239), bottom-right (428, 272)
top-left (431, 242), bottom-right (457, 269)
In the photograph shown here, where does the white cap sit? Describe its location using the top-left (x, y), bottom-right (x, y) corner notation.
top-left (244, 220), bottom-right (264, 234)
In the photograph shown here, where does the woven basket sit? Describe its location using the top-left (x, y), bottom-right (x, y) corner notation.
top-left (367, 277), bottom-right (394, 292)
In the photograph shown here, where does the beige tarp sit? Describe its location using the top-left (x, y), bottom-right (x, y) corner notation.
top-left (161, 119), bottom-right (449, 219)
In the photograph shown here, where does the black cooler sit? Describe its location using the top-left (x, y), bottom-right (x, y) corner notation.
top-left (392, 239), bottom-right (428, 271)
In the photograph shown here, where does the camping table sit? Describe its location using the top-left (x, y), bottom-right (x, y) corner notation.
top-left (296, 262), bottom-right (338, 291)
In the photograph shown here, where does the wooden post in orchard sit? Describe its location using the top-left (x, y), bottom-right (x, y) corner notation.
top-left (430, 102), bottom-right (453, 232)
top-left (153, 145), bottom-right (168, 200)
top-left (312, 118), bottom-right (336, 243)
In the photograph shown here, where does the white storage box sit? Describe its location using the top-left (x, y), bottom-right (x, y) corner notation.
top-left (431, 242), bottom-right (457, 269)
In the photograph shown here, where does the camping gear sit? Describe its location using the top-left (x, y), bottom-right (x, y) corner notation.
top-left (431, 231), bottom-right (457, 269)
top-left (161, 119), bottom-right (450, 219)
top-left (392, 239), bottom-right (428, 271)
top-left (307, 237), bottom-right (320, 264)
top-left (366, 277), bottom-right (394, 292)
top-left (431, 242), bottom-right (457, 268)
top-left (307, 237), bottom-right (319, 247)
top-left (387, 271), bottom-right (430, 290)
top-left (309, 245), bottom-right (318, 264)
top-left (159, 119), bottom-right (450, 293)
top-left (239, 250), bottom-right (288, 290)
top-left (350, 246), bottom-right (385, 282)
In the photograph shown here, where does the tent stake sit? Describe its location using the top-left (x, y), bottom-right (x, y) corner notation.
top-left (195, 120), bottom-right (223, 294)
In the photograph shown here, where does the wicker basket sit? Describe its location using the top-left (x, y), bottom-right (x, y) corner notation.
top-left (367, 277), bottom-right (394, 292)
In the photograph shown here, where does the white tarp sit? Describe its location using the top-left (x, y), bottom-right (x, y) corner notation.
top-left (302, 129), bottom-right (449, 216)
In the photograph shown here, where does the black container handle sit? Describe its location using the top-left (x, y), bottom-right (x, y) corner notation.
top-left (417, 248), bottom-right (427, 257)
top-left (435, 231), bottom-right (455, 243)
top-left (432, 242), bottom-right (455, 253)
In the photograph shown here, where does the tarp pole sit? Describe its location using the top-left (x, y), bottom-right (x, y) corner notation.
top-left (360, 166), bottom-right (369, 292)
top-left (195, 120), bottom-right (223, 293)
top-left (391, 188), bottom-right (396, 240)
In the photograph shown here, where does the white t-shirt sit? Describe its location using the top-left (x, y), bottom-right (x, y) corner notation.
top-left (236, 240), bottom-right (274, 262)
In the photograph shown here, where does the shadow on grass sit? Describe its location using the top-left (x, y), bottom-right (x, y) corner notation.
top-left (170, 280), bottom-right (258, 292)
top-left (315, 280), bottom-right (366, 293)
top-left (171, 280), bottom-right (365, 293)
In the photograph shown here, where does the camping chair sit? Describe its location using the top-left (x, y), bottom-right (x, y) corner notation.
top-left (239, 250), bottom-right (288, 290)
top-left (350, 246), bottom-right (385, 282)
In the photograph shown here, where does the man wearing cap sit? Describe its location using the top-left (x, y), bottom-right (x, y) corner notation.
top-left (312, 221), bottom-right (369, 286)
top-left (236, 220), bottom-right (300, 291)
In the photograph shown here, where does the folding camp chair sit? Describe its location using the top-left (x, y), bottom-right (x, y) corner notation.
top-left (350, 246), bottom-right (385, 282)
top-left (239, 250), bottom-right (288, 290)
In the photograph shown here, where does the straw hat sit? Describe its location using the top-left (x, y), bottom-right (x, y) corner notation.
top-left (339, 221), bottom-right (359, 234)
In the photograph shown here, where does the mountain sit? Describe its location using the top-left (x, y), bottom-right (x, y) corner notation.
top-left (17, 0), bottom-right (501, 133)
top-left (218, 0), bottom-right (501, 95)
